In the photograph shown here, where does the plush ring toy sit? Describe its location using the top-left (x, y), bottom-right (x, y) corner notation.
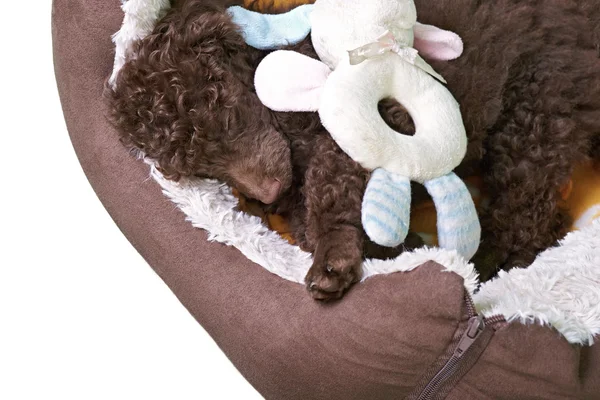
top-left (230, 0), bottom-right (481, 260)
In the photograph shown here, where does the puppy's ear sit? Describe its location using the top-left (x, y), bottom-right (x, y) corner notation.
top-left (413, 22), bottom-right (463, 60)
top-left (255, 50), bottom-right (330, 112)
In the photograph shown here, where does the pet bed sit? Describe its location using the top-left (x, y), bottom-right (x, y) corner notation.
top-left (52, 0), bottom-right (600, 398)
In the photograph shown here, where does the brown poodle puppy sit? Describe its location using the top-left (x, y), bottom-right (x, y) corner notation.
top-left (108, 0), bottom-right (419, 300)
top-left (108, 0), bottom-right (600, 299)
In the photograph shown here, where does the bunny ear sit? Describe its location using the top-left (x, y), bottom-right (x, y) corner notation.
top-left (413, 22), bottom-right (464, 60)
top-left (255, 50), bottom-right (331, 112)
top-left (228, 5), bottom-right (314, 50)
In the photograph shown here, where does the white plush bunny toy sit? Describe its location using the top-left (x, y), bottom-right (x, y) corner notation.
top-left (253, 0), bottom-right (481, 259)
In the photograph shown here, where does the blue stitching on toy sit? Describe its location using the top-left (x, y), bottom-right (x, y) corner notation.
top-left (367, 187), bottom-right (410, 208)
top-left (437, 220), bottom-right (481, 236)
top-left (365, 199), bottom-right (405, 222)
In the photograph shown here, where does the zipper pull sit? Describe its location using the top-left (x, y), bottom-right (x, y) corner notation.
top-left (453, 315), bottom-right (484, 358)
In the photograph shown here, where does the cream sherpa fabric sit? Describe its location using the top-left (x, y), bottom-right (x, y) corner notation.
top-left (475, 219), bottom-right (600, 345)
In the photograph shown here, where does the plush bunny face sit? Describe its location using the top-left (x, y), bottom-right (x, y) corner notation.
top-left (311, 0), bottom-right (417, 69)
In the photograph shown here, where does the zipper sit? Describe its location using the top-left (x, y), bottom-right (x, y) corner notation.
top-left (484, 314), bottom-right (506, 326)
top-left (466, 292), bottom-right (506, 327)
top-left (414, 294), bottom-right (505, 400)
top-left (415, 314), bottom-right (484, 400)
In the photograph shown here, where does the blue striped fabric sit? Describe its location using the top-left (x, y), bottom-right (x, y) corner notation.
top-left (424, 173), bottom-right (481, 259)
top-left (362, 169), bottom-right (411, 247)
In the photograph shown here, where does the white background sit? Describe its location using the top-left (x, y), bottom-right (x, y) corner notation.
top-left (0, 2), bottom-right (262, 399)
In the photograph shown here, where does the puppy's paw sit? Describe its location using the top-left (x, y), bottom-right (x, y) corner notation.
top-left (305, 257), bottom-right (360, 301)
top-left (305, 228), bottom-right (363, 301)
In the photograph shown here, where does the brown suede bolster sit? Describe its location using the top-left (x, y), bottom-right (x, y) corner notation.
top-left (52, 1), bottom-right (599, 398)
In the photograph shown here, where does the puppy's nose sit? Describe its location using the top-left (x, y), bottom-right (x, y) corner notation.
top-left (259, 179), bottom-right (282, 204)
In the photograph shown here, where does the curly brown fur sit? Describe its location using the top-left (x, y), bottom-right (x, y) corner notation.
top-left (108, 0), bottom-right (600, 299)
top-left (108, 0), bottom-right (295, 205)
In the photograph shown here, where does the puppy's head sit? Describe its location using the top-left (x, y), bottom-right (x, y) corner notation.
top-left (107, 0), bottom-right (292, 204)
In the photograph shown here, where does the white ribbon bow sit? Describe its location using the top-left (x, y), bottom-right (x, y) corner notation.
top-left (348, 30), bottom-right (447, 83)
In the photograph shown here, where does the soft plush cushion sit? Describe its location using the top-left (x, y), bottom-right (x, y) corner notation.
top-left (52, 1), bottom-right (599, 398)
